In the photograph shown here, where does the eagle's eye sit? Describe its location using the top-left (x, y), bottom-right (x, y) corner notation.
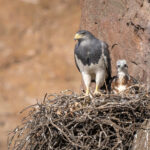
top-left (81, 32), bottom-right (86, 35)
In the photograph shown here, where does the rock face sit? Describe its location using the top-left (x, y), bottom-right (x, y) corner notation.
top-left (132, 120), bottom-right (150, 150)
top-left (80, 0), bottom-right (150, 87)
top-left (80, 1), bottom-right (150, 149)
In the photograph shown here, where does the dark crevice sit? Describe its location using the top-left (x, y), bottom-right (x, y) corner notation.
top-left (111, 43), bottom-right (118, 50)
top-left (131, 61), bottom-right (138, 65)
top-left (126, 21), bottom-right (145, 32)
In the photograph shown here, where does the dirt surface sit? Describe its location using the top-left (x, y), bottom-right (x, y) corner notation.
top-left (0, 0), bottom-right (81, 149)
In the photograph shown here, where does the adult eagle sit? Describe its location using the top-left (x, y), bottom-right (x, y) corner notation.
top-left (74, 30), bottom-right (111, 96)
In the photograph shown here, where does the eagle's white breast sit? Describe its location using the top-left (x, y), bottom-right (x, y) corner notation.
top-left (75, 55), bottom-right (107, 78)
top-left (117, 85), bottom-right (127, 92)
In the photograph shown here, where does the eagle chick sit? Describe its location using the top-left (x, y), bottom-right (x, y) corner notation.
top-left (111, 59), bottom-right (136, 94)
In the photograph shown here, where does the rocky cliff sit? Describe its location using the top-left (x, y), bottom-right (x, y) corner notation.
top-left (80, 1), bottom-right (150, 149)
top-left (80, 0), bottom-right (150, 86)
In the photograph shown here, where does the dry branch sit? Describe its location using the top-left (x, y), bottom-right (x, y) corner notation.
top-left (8, 85), bottom-right (150, 150)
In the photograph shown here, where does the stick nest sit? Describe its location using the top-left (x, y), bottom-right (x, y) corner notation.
top-left (8, 85), bottom-right (150, 150)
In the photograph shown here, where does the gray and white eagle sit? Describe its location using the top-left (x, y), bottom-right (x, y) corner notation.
top-left (74, 30), bottom-right (111, 96)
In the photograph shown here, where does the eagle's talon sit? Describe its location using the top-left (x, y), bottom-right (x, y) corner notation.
top-left (85, 91), bottom-right (89, 96)
top-left (78, 93), bottom-right (91, 100)
top-left (94, 90), bottom-right (103, 96)
top-left (79, 89), bottom-right (94, 99)
top-left (94, 85), bottom-right (103, 96)
top-left (78, 89), bottom-right (90, 99)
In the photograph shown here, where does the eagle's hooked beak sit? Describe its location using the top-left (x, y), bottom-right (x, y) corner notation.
top-left (74, 33), bottom-right (83, 40)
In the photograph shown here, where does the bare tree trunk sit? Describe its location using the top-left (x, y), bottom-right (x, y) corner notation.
top-left (80, 0), bottom-right (150, 87)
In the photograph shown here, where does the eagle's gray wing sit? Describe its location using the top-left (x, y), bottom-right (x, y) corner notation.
top-left (102, 42), bottom-right (111, 80)
top-left (74, 54), bottom-right (80, 72)
top-left (74, 39), bottom-right (111, 79)
top-left (74, 39), bottom-right (102, 67)
top-left (74, 43), bottom-right (81, 72)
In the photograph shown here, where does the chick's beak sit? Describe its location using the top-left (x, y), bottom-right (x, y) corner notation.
top-left (74, 33), bottom-right (83, 40)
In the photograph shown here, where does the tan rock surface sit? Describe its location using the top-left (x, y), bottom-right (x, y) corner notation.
top-left (80, 0), bottom-right (150, 149)
top-left (132, 120), bottom-right (150, 150)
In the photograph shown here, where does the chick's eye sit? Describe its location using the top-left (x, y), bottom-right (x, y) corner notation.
top-left (117, 65), bottom-right (120, 68)
top-left (124, 64), bottom-right (128, 68)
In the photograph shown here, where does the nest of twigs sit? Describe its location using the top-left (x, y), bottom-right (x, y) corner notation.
top-left (8, 85), bottom-right (150, 150)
